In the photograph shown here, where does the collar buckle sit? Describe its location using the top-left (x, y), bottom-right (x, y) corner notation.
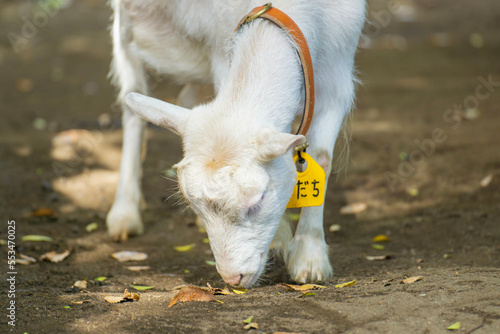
top-left (245, 3), bottom-right (272, 23)
top-left (294, 142), bottom-right (309, 152)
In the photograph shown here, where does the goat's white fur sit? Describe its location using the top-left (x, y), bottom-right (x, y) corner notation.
top-left (108, 0), bottom-right (366, 287)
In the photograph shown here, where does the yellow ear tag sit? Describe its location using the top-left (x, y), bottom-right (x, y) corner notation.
top-left (287, 152), bottom-right (326, 208)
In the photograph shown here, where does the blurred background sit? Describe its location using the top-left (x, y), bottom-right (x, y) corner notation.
top-left (1, 0), bottom-right (498, 219)
top-left (0, 0), bottom-right (499, 332)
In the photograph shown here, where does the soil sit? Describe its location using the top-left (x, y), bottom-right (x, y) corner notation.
top-left (1, 0), bottom-right (499, 333)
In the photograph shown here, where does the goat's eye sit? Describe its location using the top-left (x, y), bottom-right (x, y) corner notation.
top-left (247, 193), bottom-right (265, 217)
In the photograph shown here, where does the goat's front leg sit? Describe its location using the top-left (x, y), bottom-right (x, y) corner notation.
top-left (106, 3), bottom-right (147, 241)
top-left (286, 102), bottom-right (348, 283)
top-left (107, 105), bottom-right (146, 241)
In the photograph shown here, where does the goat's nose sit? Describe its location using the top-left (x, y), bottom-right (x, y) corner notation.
top-left (222, 274), bottom-right (242, 286)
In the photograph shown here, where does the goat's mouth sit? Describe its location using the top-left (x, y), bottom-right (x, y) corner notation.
top-left (239, 272), bottom-right (260, 288)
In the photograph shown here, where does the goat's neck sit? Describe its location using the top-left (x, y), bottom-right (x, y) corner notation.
top-left (215, 21), bottom-right (304, 133)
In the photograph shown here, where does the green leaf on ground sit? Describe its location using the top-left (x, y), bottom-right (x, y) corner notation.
top-left (129, 285), bottom-right (155, 291)
top-left (21, 235), bottom-right (53, 242)
top-left (85, 222), bottom-right (98, 232)
top-left (174, 243), bottom-right (196, 252)
top-left (300, 292), bottom-right (316, 297)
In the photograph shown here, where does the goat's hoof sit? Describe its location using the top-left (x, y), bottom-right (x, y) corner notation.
top-left (286, 235), bottom-right (333, 283)
top-left (106, 205), bottom-right (144, 242)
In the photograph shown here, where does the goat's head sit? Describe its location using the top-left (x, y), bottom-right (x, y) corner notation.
top-left (126, 92), bottom-right (305, 287)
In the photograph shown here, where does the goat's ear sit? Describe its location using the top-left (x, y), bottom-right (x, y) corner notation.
top-left (257, 128), bottom-right (306, 161)
top-left (125, 92), bottom-right (190, 136)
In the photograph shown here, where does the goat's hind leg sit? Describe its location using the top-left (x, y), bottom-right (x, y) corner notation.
top-left (106, 1), bottom-right (148, 241)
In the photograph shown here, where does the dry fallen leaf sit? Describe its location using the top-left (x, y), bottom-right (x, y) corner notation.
top-left (168, 286), bottom-right (216, 307)
top-left (365, 255), bottom-right (392, 261)
top-left (329, 224), bottom-right (341, 232)
top-left (340, 202), bottom-right (367, 215)
top-left (32, 208), bottom-right (58, 218)
top-left (17, 254), bottom-right (37, 265)
top-left (242, 316), bottom-right (258, 330)
top-left (104, 296), bottom-right (125, 304)
top-left (111, 251), bottom-right (148, 262)
top-left (243, 323), bottom-right (259, 330)
top-left (173, 285), bottom-right (187, 290)
top-left (447, 322), bottom-right (460, 330)
top-left (232, 287), bottom-right (249, 294)
top-left (73, 280), bottom-right (87, 289)
top-left (372, 234), bottom-right (391, 242)
top-left (40, 249), bottom-right (71, 263)
top-left (381, 278), bottom-right (395, 287)
top-left (52, 129), bottom-right (92, 146)
top-left (335, 280), bottom-right (357, 288)
top-left (207, 283), bottom-right (232, 295)
top-left (173, 243), bottom-right (196, 252)
top-left (126, 266), bottom-right (151, 272)
top-left (104, 289), bottom-right (140, 304)
top-left (278, 283), bottom-right (327, 291)
top-left (71, 300), bottom-right (90, 304)
top-left (400, 276), bottom-right (423, 284)
top-left (480, 174), bottom-right (493, 188)
top-left (406, 187), bottom-right (419, 196)
top-left (123, 289), bottom-right (140, 301)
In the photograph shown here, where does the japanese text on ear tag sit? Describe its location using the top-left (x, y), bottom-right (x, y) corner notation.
top-left (287, 152), bottom-right (326, 208)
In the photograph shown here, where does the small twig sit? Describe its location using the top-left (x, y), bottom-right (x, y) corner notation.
top-left (50, 286), bottom-right (62, 297)
top-left (87, 294), bottom-right (103, 312)
top-left (464, 324), bottom-right (484, 334)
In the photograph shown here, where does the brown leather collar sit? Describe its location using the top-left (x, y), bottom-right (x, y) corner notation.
top-left (235, 3), bottom-right (315, 137)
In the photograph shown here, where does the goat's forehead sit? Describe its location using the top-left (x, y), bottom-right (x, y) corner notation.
top-left (178, 160), bottom-right (268, 205)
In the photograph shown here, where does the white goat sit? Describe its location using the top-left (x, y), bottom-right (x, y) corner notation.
top-left (107, 0), bottom-right (366, 287)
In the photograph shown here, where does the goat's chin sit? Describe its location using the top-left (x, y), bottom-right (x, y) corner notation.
top-left (239, 250), bottom-right (269, 288)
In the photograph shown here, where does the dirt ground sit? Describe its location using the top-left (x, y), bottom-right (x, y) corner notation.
top-left (1, 0), bottom-right (500, 333)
